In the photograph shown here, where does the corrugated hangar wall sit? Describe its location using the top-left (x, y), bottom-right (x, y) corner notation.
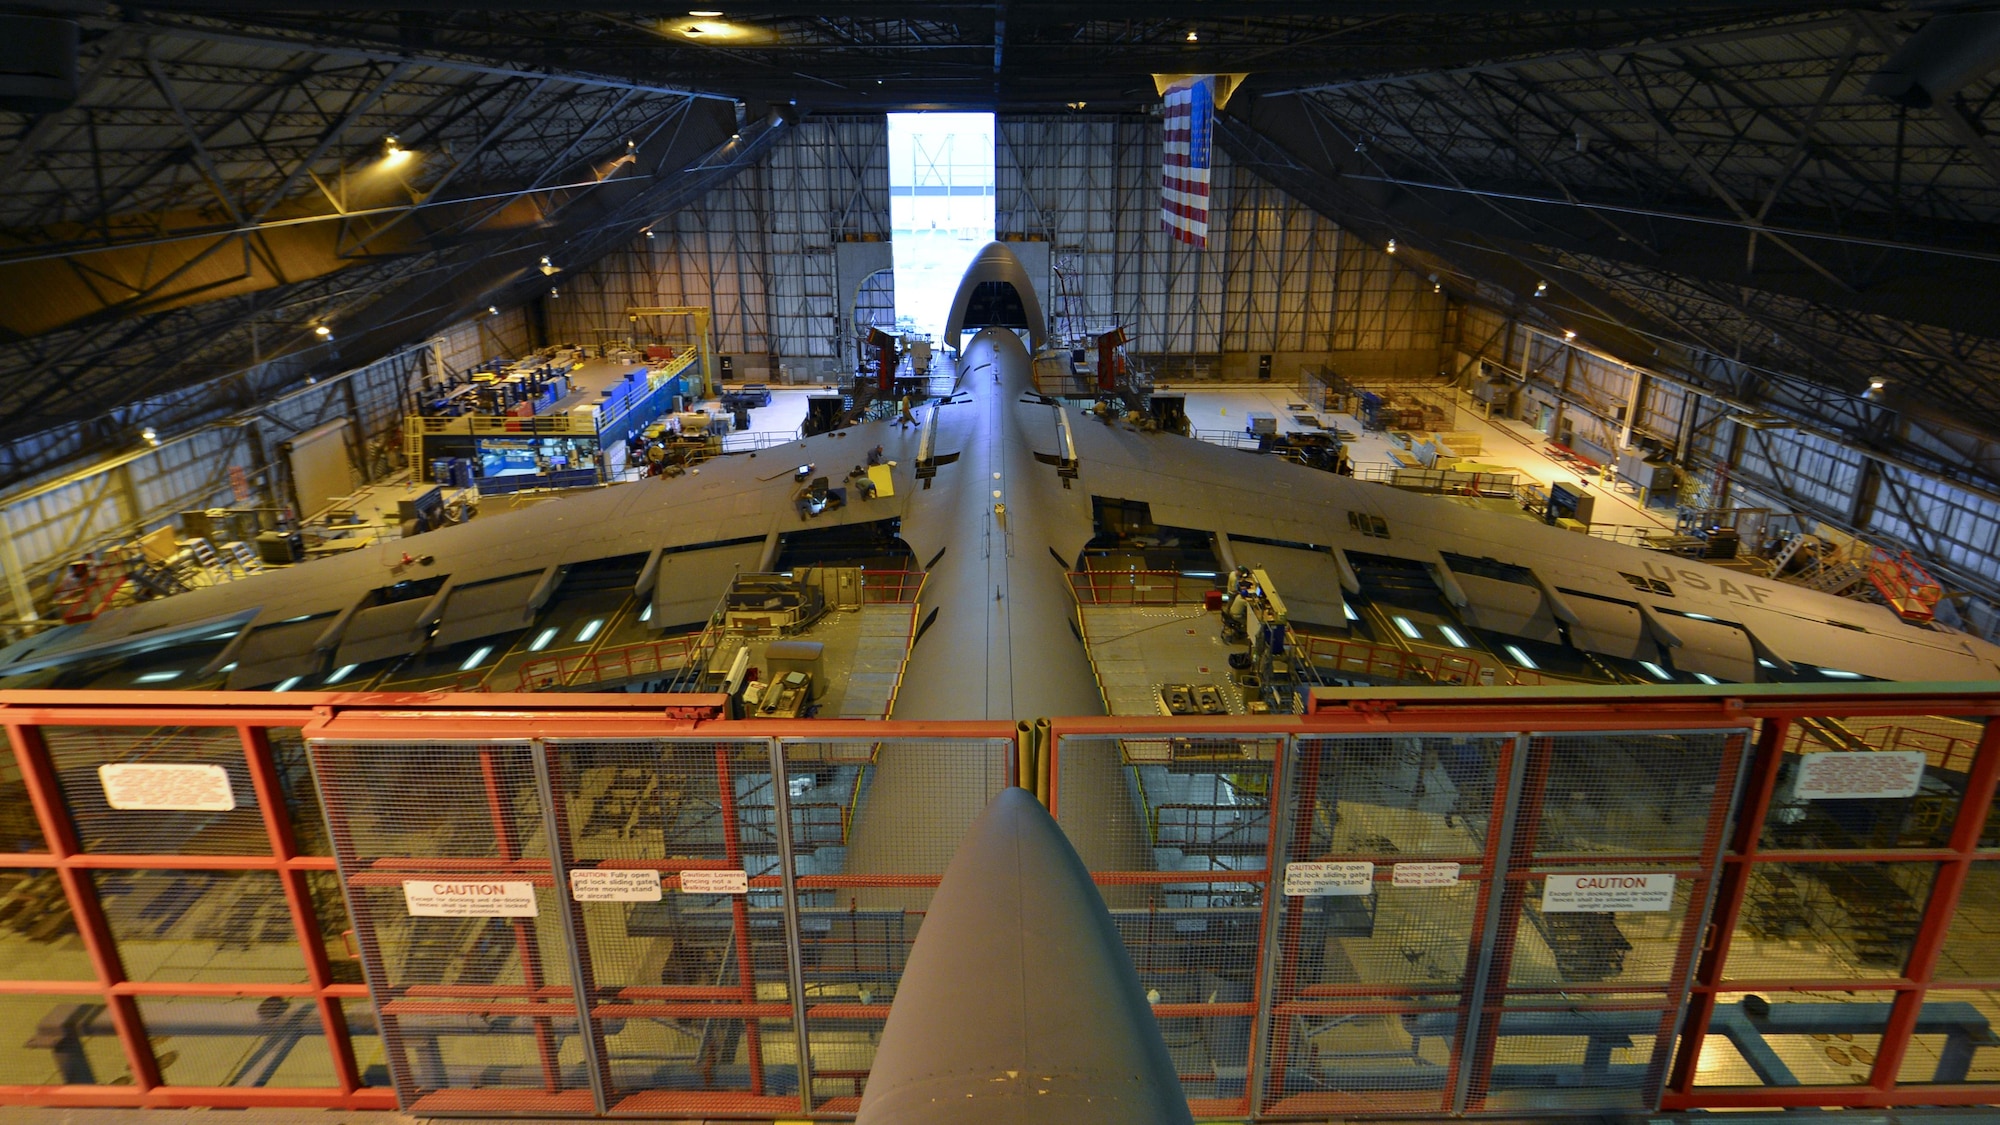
top-left (547, 115), bottom-right (1449, 382)
top-left (0, 307), bottom-right (534, 618)
top-left (1447, 302), bottom-right (2000, 632)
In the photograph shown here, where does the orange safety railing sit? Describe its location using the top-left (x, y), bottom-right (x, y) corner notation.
top-left (1846, 721), bottom-right (1985, 774)
top-left (1867, 548), bottom-right (1944, 622)
top-left (860, 568), bottom-right (925, 603)
top-left (1068, 569), bottom-right (1217, 606)
top-left (513, 626), bottom-right (715, 691)
top-left (0, 689), bottom-right (1998, 1117)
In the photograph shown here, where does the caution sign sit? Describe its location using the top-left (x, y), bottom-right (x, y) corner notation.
top-left (1283, 861), bottom-right (1374, 897)
top-left (98, 763), bottom-right (236, 812)
top-left (1793, 751), bottom-right (1927, 800)
top-left (402, 880), bottom-right (539, 917)
top-left (1392, 862), bottom-right (1461, 888)
top-left (1541, 873), bottom-right (1675, 913)
top-left (679, 869), bottom-right (750, 895)
top-left (569, 869), bottom-right (662, 902)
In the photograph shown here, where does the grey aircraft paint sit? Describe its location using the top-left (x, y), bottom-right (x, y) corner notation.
top-left (853, 787), bottom-right (1195, 1125)
top-left (8, 242), bottom-right (1999, 700)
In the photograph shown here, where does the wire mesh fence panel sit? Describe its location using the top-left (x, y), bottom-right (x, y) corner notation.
top-left (546, 738), bottom-right (801, 1116)
top-left (93, 869), bottom-right (308, 984)
top-left (133, 996), bottom-right (341, 1088)
top-left (267, 729), bottom-right (330, 857)
top-left (1467, 730), bottom-right (1746, 1113)
top-left (1765, 714), bottom-right (1985, 852)
top-left (0, 993), bottom-right (134, 1086)
top-left (1906, 990), bottom-right (2000, 1085)
top-left (0, 748), bottom-right (42, 854)
top-left (1691, 989), bottom-right (1899, 1088)
top-left (339, 997), bottom-right (393, 1088)
top-left (1531, 731), bottom-right (1732, 859)
top-left (1261, 735), bottom-right (1510, 1116)
top-left (43, 726), bottom-right (270, 855)
top-left (1055, 734), bottom-right (1277, 1118)
top-left (792, 736), bottom-right (1010, 1113)
top-left (0, 868), bottom-right (91, 981)
top-left (309, 739), bottom-right (589, 1113)
top-left (1935, 860), bottom-right (2000, 983)
top-left (1474, 1010), bottom-right (1674, 1112)
top-left (1722, 861), bottom-right (1938, 981)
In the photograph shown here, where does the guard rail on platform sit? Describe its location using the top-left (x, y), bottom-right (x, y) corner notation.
top-left (0, 685), bottom-right (1994, 1118)
top-left (1069, 569), bottom-right (1217, 606)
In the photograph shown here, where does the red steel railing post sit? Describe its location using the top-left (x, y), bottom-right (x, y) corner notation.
top-left (239, 725), bottom-right (362, 1094)
top-left (712, 743), bottom-right (767, 1096)
top-left (1866, 714), bottom-right (2000, 1090)
top-left (5, 721), bottom-right (163, 1091)
top-left (479, 748), bottom-right (562, 1093)
top-left (1668, 716), bottom-right (1788, 1096)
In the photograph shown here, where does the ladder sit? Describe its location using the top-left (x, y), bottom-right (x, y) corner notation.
top-left (1800, 559), bottom-right (1867, 597)
top-left (1767, 530), bottom-right (1817, 576)
top-left (1050, 254), bottom-right (1088, 346)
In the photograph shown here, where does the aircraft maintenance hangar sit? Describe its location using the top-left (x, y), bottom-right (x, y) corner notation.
top-left (5, 4), bottom-right (2000, 1123)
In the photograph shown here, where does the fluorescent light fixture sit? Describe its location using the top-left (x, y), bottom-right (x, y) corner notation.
top-left (576, 618), bottom-right (605, 643)
top-left (1820, 668), bottom-right (1863, 679)
top-left (529, 627), bottom-right (559, 652)
top-left (1640, 661), bottom-right (1673, 681)
top-left (1684, 612), bottom-right (1717, 621)
top-left (639, 603), bottom-right (653, 622)
top-left (273, 676), bottom-right (302, 692)
top-left (135, 670), bottom-right (182, 683)
top-left (1504, 644), bottom-right (1537, 669)
top-left (459, 645), bottom-right (493, 672)
top-left (221, 662), bottom-right (238, 673)
top-left (1182, 570), bottom-right (1217, 578)
top-left (140, 426), bottom-right (159, 446)
top-left (1694, 673), bottom-right (1720, 685)
top-left (1439, 625), bottom-right (1468, 648)
top-left (1394, 616), bottom-right (1422, 640)
top-left (207, 630), bottom-right (238, 640)
top-left (326, 664), bottom-right (358, 684)
top-left (1343, 602), bottom-right (1360, 621)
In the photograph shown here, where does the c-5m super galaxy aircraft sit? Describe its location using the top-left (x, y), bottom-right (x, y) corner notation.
top-left (853, 786), bottom-right (1195, 1125)
top-left (4, 241), bottom-right (1998, 707)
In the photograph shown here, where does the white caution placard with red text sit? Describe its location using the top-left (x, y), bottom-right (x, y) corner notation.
top-left (679, 869), bottom-right (750, 895)
top-left (1283, 861), bottom-right (1374, 897)
top-left (1540, 873), bottom-right (1675, 913)
top-left (568, 869), bottom-right (662, 902)
top-left (402, 880), bottom-right (539, 917)
top-left (1392, 862), bottom-right (1462, 888)
top-left (98, 763), bottom-right (236, 812)
top-left (1793, 751), bottom-right (1927, 800)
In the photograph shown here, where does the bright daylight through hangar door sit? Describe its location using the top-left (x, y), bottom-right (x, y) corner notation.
top-left (1264, 727), bottom-right (1748, 1116)
top-left (886, 112), bottom-right (993, 341)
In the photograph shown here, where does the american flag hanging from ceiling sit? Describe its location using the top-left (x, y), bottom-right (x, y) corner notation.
top-left (1161, 75), bottom-right (1214, 248)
